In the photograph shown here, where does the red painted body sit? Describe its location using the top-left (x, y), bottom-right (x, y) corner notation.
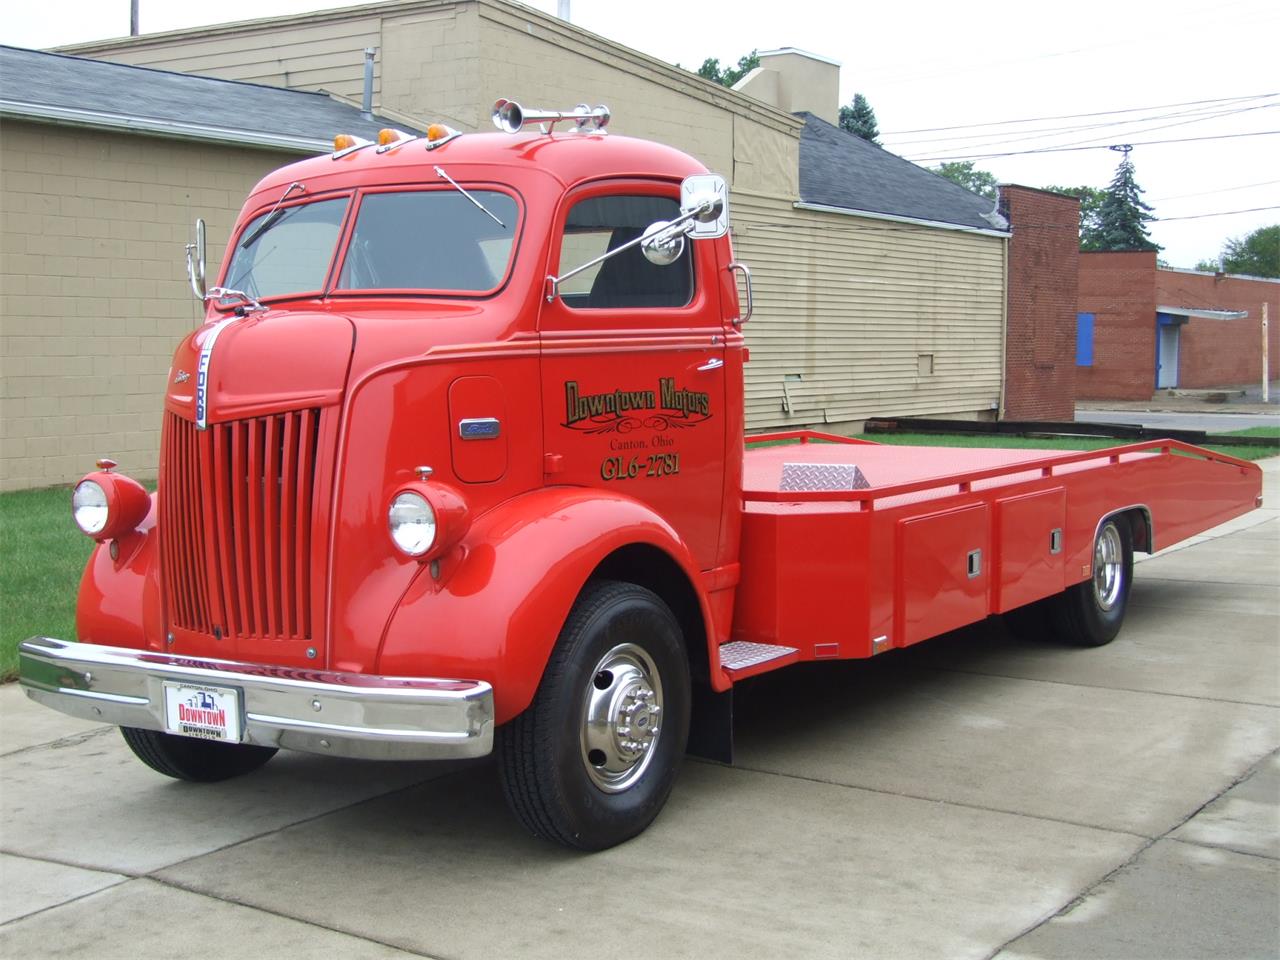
top-left (73, 128), bottom-right (1263, 727)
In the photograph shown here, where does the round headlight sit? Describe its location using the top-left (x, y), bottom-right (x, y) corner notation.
top-left (388, 491), bottom-right (436, 556)
top-left (73, 480), bottom-right (109, 535)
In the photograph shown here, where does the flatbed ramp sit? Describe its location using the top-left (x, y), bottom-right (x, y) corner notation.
top-left (723, 432), bottom-right (1261, 675)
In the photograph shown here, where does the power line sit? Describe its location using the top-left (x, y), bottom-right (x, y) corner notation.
top-left (907, 129), bottom-right (1280, 162)
top-left (1156, 205), bottom-right (1280, 222)
top-left (881, 93), bottom-right (1280, 136)
top-left (1151, 178), bottom-right (1280, 202)
top-left (900, 101), bottom-right (1278, 157)
top-left (888, 97), bottom-right (1278, 149)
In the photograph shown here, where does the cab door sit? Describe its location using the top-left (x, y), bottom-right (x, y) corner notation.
top-left (538, 180), bottom-right (727, 570)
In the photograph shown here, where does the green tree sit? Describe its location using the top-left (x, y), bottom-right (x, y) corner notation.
top-left (1089, 154), bottom-right (1159, 252)
top-left (838, 93), bottom-right (880, 143)
top-left (932, 161), bottom-right (997, 199)
top-left (694, 50), bottom-right (759, 87)
top-left (1044, 185), bottom-right (1107, 247)
top-left (1213, 225), bottom-right (1279, 278)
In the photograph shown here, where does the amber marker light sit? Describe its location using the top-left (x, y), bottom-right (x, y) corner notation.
top-left (426, 123), bottom-right (451, 141)
top-left (334, 133), bottom-right (358, 151)
top-left (377, 127), bottom-right (410, 146)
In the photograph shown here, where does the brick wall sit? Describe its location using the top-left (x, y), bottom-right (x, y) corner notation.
top-left (1076, 253), bottom-right (1279, 398)
top-left (1076, 251), bottom-right (1159, 400)
top-left (1001, 185), bottom-right (1079, 420)
top-left (1156, 269), bottom-right (1280, 389)
top-left (0, 121), bottom-right (295, 490)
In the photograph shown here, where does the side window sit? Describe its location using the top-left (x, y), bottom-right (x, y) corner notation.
top-left (559, 194), bottom-right (693, 309)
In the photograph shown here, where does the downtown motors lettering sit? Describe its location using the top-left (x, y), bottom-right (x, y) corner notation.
top-left (564, 379), bottom-right (710, 433)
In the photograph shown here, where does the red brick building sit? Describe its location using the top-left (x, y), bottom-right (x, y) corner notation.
top-left (1001, 186), bottom-right (1081, 420)
top-left (1077, 251), bottom-right (1279, 400)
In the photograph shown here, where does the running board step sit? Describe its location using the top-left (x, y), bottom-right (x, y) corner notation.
top-left (718, 641), bottom-right (800, 680)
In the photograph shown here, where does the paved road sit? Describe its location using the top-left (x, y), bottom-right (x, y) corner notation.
top-left (1077, 409), bottom-right (1280, 433)
top-left (2, 463), bottom-right (1277, 959)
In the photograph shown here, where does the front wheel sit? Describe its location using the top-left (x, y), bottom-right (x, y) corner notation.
top-left (497, 580), bottom-right (691, 850)
top-left (1050, 516), bottom-right (1134, 647)
top-left (120, 727), bottom-right (277, 782)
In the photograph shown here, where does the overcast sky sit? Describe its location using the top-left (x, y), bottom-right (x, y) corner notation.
top-left (5, 0), bottom-right (1277, 269)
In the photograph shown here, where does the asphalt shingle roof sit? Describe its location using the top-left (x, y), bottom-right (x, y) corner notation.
top-left (796, 112), bottom-right (1003, 231)
top-left (0, 45), bottom-right (415, 149)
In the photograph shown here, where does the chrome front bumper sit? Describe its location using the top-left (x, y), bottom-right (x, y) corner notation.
top-left (19, 637), bottom-right (493, 761)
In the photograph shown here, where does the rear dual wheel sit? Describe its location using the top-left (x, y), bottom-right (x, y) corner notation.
top-left (497, 580), bottom-right (691, 851)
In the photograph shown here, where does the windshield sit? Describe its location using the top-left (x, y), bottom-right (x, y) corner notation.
top-left (222, 197), bottom-right (348, 302)
top-left (336, 189), bottom-right (519, 293)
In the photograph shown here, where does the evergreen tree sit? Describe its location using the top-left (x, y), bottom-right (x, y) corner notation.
top-left (838, 93), bottom-right (880, 144)
top-left (1090, 153), bottom-right (1158, 251)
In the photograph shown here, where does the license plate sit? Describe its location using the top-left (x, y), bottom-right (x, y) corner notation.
top-left (162, 681), bottom-right (242, 742)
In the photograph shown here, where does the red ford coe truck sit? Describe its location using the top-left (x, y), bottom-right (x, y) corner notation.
top-left (20, 99), bottom-right (1262, 850)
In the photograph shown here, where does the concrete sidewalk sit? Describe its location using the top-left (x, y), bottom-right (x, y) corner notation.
top-left (2, 465), bottom-right (1277, 959)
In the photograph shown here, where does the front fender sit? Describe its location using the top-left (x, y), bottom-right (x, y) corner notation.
top-left (76, 493), bottom-right (163, 651)
top-left (377, 486), bottom-right (712, 724)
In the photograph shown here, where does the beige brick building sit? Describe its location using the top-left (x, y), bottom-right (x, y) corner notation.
top-left (3, 0), bottom-right (1009, 490)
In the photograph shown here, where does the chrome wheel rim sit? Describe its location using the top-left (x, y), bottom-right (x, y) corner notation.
top-left (1093, 523), bottom-right (1124, 611)
top-left (580, 643), bottom-right (663, 793)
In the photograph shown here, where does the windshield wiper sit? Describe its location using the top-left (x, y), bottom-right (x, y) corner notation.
top-left (240, 181), bottom-right (307, 249)
top-left (433, 166), bottom-right (506, 228)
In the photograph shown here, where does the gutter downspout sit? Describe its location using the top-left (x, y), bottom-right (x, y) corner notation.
top-left (361, 48), bottom-right (375, 120)
top-left (997, 186), bottom-right (1009, 420)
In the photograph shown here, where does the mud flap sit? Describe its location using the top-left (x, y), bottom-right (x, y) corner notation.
top-left (686, 682), bottom-right (733, 764)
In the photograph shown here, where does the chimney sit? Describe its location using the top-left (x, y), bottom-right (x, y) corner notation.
top-left (732, 48), bottom-right (840, 126)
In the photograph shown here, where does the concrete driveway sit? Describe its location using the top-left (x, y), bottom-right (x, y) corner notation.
top-left (3, 462), bottom-right (1277, 960)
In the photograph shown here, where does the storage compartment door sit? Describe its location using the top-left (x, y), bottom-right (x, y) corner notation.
top-left (995, 487), bottom-right (1067, 613)
top-left (896, 504), bottom-right (990, 647)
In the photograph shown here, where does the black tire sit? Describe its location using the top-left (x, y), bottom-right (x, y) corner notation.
top-left (120, 727), bottom-right (277, 782)
top-left (1049, 516), bottom-right (1134, 647)
top-left (497, 580), bottom-right (691, 851)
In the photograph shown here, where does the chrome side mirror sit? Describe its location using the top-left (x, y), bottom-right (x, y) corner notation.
top-left (185, 218), bottom-right (206, 301)
top-left (640, 220), bottom-right (687, 266)
top-left (680, 174), bottom-right (729, 239)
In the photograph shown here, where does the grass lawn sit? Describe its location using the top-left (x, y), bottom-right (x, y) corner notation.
top-left (1, 486), bottom-right (93, 680)
top-left (1224, 426), bottom-right (1280, 439)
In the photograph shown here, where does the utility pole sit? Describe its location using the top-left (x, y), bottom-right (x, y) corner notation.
top-left (1264, 301), bottom-right (1271, 404)
top-left (130, 0), bottom-right (139, 36)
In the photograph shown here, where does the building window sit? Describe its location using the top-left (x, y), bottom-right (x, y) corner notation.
top-left (1076, 313), bottom-right (1095, 366)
